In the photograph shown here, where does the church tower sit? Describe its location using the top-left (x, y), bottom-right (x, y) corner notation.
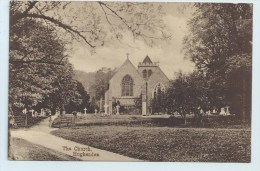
top-left (138, 55), bottom-right (158, 81)
top-left (138, 55), bottom-right (159, 115)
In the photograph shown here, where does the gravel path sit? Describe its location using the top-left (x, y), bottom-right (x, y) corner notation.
top-left (10, 116), bottom-right (141, 161)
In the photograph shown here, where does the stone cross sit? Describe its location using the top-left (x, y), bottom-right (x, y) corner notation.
top-left (22, 108), bottom-right (27, 114)
top-left (104, 104), bottom-right (109, 115)
top-left (116, 105), bottom-right (120, 115)
top-left (30, 109), bottom-right (34, 117)
top-left (226, 106), bottom-right (231, 115)
top-left (84, 108), bottom-right (87, 114)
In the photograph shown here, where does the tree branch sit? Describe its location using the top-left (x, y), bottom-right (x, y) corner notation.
top-left (10, 59), bottom-right (65, 66)
top-left (11, 12), bottom-right (95, 48)
top-left (22, 1), bottom-right (38, 15)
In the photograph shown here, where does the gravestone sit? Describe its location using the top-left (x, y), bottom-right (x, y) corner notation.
top-left (22, 108), bottom-right (27, 115)
top-left (104, 104), bottom-right (109, 115)
top-left (84, 108), bottom-right (87, 114)
top-left (200, 109), bottom-right (204, 115)
top-left (173, 111), bottom-right (179, 116)
top-left (30, 109), bottom-right (34, 117)
top-left (40, 109), bottom-right (45, 117)
top-left (206, 110), bottom-right (212, 115)
top-left (212, 109), bottom-right (217, 115)
top-left (219, 107), bottom-right (226, 115)
top-left (226, 106), bottom-right (231, 115)
top-left (116, 105), bottom-right (120, 115)
top-left (94, 109), bottom-right (97, 115)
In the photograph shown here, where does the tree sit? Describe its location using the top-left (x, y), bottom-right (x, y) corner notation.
top-left (10, 1), bottom-right (171, 49)
top-left (183, 3), bottom-right (252, 119)
top-left (164, 71), bottom-right (209, 124)
top-left (89, 68), bottom-right (116, 100)
top-left (9, 1), bottom-right (171, 115)
top-left (183, 3), bottom-right (252, 73)
top-left (9, 19), bottom-right (68, 115)
top-left (65, 81), bottom-right (91, 113)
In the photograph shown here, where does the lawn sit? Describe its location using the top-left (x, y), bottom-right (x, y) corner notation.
top-left (51, 126), bottom-right (251, 162)
top-left (9, 138), bottom-right (80, 161)
top-left (52, 114), bottom-right (249, 129)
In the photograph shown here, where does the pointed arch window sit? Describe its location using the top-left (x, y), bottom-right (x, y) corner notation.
top-left (153, 83), bottom-right (165, 99)
top-left (143, 69), bottom-right (147, 79)
top-left (122, 75), bottom-right (133, 96)
top-left (148, 69), bottom-right (152, 78)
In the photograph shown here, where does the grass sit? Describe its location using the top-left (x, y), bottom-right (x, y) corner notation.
top-left (51, 125), bottom-right (251, 162)
top-left (9, 138), bottom-right (80, 161)
top-left (52, 114), bottom-right (250, 129)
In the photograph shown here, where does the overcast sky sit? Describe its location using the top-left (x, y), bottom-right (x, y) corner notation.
top-left (68, 2), bottom-right (195, 79)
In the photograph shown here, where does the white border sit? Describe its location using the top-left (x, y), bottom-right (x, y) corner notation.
top-left (0, 1), bottom-right (259, 171)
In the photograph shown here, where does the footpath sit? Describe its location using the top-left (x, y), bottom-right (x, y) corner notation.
top-left (11, 115), bottom-right (141, 161)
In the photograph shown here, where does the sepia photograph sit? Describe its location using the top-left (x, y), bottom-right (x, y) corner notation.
top-left (8, 0), bottom-right (252, 162)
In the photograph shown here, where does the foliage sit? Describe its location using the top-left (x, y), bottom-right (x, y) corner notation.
top-left (182, 3), bottom-right (252, 119)
top-left (9, 1), bottom-right (170, 116)
top-left (164, 71), bottom-right (210, 122)
top-left (9, 19), bottom-right (68, 112)
top-left (183, 3), bottom-right (252, 72)
top-left (134, 94), bottom-right (142, 114)
top-left (89, 68), bottom-right (116, 100)
top-left (65, 81), bottom-right (91, 113)
top-left (10, 1), bottom-right (171, 49)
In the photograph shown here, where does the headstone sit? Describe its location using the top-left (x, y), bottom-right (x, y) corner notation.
top-left (116, 105), bottom-right (120, 115)
top-left (226, 106), bottom-right (231, 115)
top-left (104, 104), bottom-right (109, 115)
top-left (22, 108), bottom-right (27, 115)
top-left (200, 109), bottom-right (204, 115)
top-left (30, 109), bottom-right (34, 117)
top-left (219, 107), bottom-right (226, 115)
top-left (94, 109), bottom-right (97, 115)
top-left (84, 108), bottom-right (87, 114)
top-left (173, 111), bottom-right (179, 116)
top-left (212, 109), bottom-right (217, 114)
top-left (40, 109), bottom-right (44, 116)
top-left (206, 110), bottom-right (212, 115)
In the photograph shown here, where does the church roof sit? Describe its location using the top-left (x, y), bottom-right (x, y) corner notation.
top-left (142, 55), bottom-right (153, 64)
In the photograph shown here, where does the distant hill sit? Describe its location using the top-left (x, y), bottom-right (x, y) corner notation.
top-left (74, 68), bottom-right (117, 99)
top-left (73, 70), bottom-right (95, 96)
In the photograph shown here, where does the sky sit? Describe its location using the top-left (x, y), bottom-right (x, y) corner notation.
top-left (68, 2), bottom-right (195, 79)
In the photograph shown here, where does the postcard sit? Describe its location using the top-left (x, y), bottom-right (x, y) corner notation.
top-left (8, 1), bottom-right (252, 162)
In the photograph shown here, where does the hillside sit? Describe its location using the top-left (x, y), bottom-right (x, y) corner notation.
top-left (73, 70), bottom-right (95, 95)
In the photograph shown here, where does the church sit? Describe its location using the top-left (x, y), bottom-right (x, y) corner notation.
top-left (104, 55), bottom-right (169, 115)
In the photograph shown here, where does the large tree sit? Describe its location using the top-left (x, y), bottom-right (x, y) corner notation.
top-left (65, 81), bottom-right (91, 114)
top-left (183, 3), bottom-right (252, 119)
top-left (10, 1), bottom-right (171, 49)
top-left (164, 71), bottom-right (209, 124)
top-left (9, 18), bottom-right (69, 114)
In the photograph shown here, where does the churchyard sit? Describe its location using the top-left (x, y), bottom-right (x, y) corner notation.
top-left (8, 2), bottom-right (252, 163)
top-left (49, 112), bottom-right (251, 162)
top-left (51, 121), bottom-right (250, 162)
